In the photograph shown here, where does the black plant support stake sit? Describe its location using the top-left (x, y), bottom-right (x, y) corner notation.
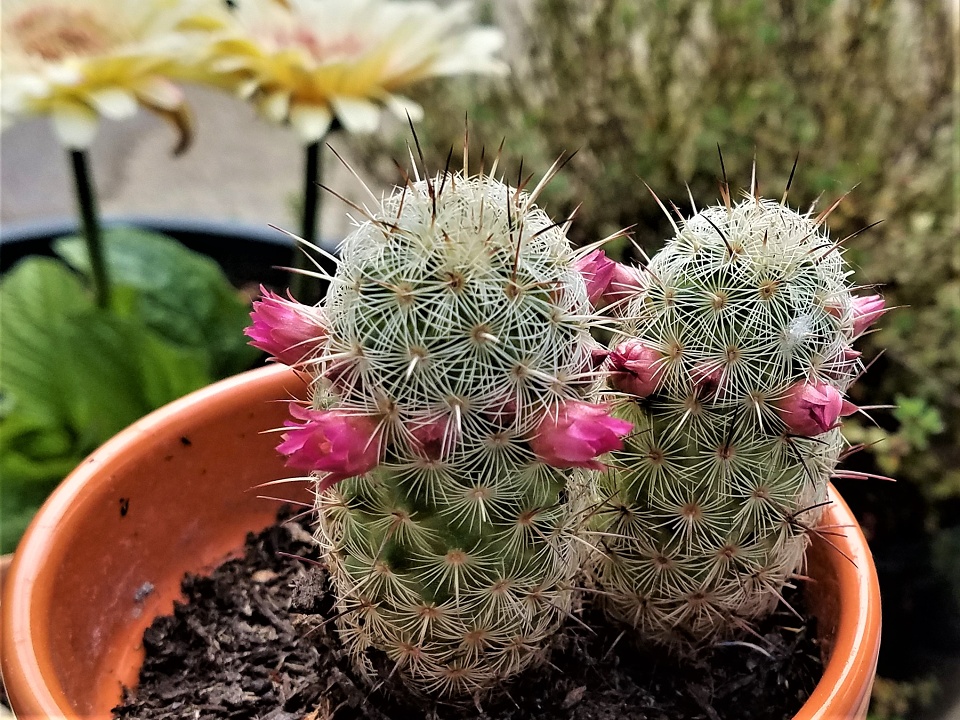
top-left (69, 149), bottom-right (110, 309)
top-left (291, 139), bottom-right (323, 303)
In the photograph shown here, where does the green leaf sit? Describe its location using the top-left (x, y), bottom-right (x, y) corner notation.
top-left (0, 257), bottom-right (92, 426)
top-left (58, 308), bottom-right (212, 444)
top-left (0, 410), bottom-right (79, 552)
top-left (0, 256), bottom-right (215, 551)
top-left (55, 227), bottom-right (259, 378)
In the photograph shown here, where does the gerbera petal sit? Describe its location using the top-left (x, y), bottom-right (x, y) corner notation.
top-left (430, 28), bottom-right (508, 76)
top-left (88, 88), bottom-right (139, 119)
top-left (148, 101), bottom-right (194, 156)
top-left (383, 94), bottom-right (423, 122)
top-left (331, 96), bottom-right (382, 134)
top-left (288, 103), bottom-right (333, 143)
top-left (51, 102), bottom-right (100, 148)
top-left (1, 0), bottom-right (220, 141)
top-left (261, 90), bottom-right (291, 123)
top-left (133, 77), bottom-right (184, 110)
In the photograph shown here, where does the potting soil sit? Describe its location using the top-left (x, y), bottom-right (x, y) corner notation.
top-left (112, 513), bottom-right (824, 720)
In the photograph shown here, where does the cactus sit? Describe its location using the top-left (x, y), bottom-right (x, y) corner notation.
top-left (592, 191), bottom-right (883, 645)
top-left (250, 151), bottom-right (632, 696)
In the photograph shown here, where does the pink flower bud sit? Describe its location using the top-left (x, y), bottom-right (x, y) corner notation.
top-left (691, 362), bottom-right (724, 398)
top-left (851, 294), bottom-right (885, 336)
top-left (530, 400), bottom-right (633, 470)
top-left (407, 415), bottom-right (456, 460)
top-left (603, 262), bottom-right (645, 307)
top-left (484, 390), bottom-right (519, 425)
top-left (841, 399), bottom-right (858, 417)
top-left (775, 381), bottom-right (849, 436)
top-left (609, 340), bottom-right (664, 398)
top-left (827, 347), bottom-right (861, 379)
top-left (245, 286), bottom-right (327, 366)
top-left (576, 249), bottom-right (616, 305)
top-left (589, 344), bottom-right (610, 370)
top-left (277, 404), bottom-right (382, 490)
top-left (825, 294), bottom-right (886, 337)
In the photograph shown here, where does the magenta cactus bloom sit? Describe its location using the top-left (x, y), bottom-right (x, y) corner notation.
top-left (277, 404), bottom-right (382, 489)
top-left (851, 294), bottom-right (886, 335)
top-left (576, 249), bottom-right (617, 305)
top-left (245, 286), bottom-right (327, 366)
top-left (774, 381), bottom-right (856, 436)
top-left (530, 400), bottom-right (633, 469)
top-left (609, 340), bottom-right (665, 398)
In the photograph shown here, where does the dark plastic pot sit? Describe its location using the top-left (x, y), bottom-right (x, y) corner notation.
top-left (0, 215), bottom-right (337, 289)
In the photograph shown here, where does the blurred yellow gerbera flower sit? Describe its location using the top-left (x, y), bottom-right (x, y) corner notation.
top-left (205, 0), bottom-right (507, 143)
top-left (0, 0), bottom-right (229, 151)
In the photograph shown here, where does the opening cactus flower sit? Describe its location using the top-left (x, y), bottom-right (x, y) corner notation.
top-left (530, 400), bottom-right (633, 470)
top-left (609, 340), bottom-right (665, 398)
top-left (277, 404), bottom-right (382, 488)
top-left (245, 286), bottom-right (327, 366)
top-left (775, 380), bottom-right (856, 436)
top-left (202, 0), bottom-right (506, 143)
top-left (0, 0), bottom-right (227, 150)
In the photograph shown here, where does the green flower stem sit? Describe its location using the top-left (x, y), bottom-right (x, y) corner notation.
top-left (69, 149), bottom-right (110, 309)
top-left (291, 139), bottom-right (323, 303)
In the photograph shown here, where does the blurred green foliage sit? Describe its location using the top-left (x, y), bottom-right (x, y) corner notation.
top-left (360, 0), bottom-right (958, 518)
top-left (0, 229), bottom-right (259, 552)
top-left (868, 675), bottom-right (941, 720)
top-left (355, 0), bottom-right (958, 710)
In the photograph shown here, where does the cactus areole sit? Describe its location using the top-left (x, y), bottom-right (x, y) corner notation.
top-left (594, 195), bottom-right (881, 646)
top-left (251, 157), bottom-right (629, 696)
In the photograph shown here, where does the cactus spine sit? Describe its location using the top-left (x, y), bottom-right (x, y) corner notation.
top-left (595, 195), bottom-right (868, 644)
top-left (304, 160), bottom-right (604, 696)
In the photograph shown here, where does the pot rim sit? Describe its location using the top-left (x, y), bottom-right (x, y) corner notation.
top-left (1, 364), bottom-right (293, 718)
top-left (0, 215), bottom-right (295, 246)
top-left (795, 487), bottom-right (882, 719)
top-left (1, 364), bottom-right (880, 719)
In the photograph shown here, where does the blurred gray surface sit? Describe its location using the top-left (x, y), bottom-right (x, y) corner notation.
top-left (0, 86), bottom-right (377, 239)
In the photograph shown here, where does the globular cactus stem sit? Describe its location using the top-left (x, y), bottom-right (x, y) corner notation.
top-left (590, 188), bottom-right (884, 645)
top-left (248, 148), bottom-right (632, 697)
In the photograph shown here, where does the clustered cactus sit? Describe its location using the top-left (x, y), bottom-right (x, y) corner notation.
top-left (588, 191), bottom-right (884, 644)
top-left (247, 150), bottom-right (885, 697)
top-left (248, 153), bottom-right (631, 696)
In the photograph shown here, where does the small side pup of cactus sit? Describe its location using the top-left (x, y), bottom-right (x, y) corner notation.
top-left (590, 186), bottom-right (884, 645)
top-left (247, 150), bottom-right (632, 697)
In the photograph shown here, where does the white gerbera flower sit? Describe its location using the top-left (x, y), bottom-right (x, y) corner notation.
top-left (0, 0), bottom-right (229, 150)
top-left (204, 0), bottom-right (507, 143)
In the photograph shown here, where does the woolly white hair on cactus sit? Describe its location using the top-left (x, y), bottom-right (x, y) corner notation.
top-left (248, 140), bottom-right (632, 697)
top-left (591, 172), bottom-right (884, 646)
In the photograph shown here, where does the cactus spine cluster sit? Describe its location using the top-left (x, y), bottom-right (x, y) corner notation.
top-left (594, 194), bottom-right (866, 644)
top-left (304, 162), bottom-right (603, 695)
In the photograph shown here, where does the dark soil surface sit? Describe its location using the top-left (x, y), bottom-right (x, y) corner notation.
top-left (113, 514), bottom-right (824, 720)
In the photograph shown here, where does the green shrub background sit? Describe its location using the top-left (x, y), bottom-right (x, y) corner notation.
top-left (357, 1), bottom-right (958, 716)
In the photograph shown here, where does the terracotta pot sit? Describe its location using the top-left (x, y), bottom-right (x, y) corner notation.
top-left (1, 364), bottom-right (881, 719)
top-left (1, 365), bottom-right (312, 719)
